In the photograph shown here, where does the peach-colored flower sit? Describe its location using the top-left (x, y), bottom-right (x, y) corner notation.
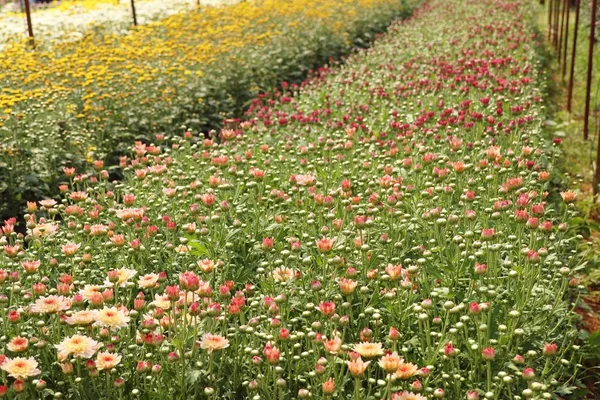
top-left (379, 352), bottom-right (402, 373)
top-left (174, 245), bottom-right (190, 254)
top-left (30, 223), bottom-right (59, 238)
top-left (560, 191), bottom-right (577, 203)
top-left (39, 199), bottom-right (57, 208)
top-left (392, 392), bottom-right (427, 400)
top-left (339, 278), bottom-right (357, 295)
top-left (96, 352), bottom-right (122, 370)
top-left (116, 208), bottom-right (145, 221)
top-left (396, 362), bottom-right (418, 379)
top-left (64, 310), bottom-right (96, 326)
top-left (272, 266), bottom-right (295, 282)
top-left (316, 237), bottom-right (334, 253)
top-left (79, 285), bottom-right (106, 301)
top-left (200, 333), bottom-right (229, 353)
top-left (197, 259), bottom-right (216, 273)
top-left (1, 357), bottom-right (41, 379)
top-left (61, 242), bottom-right (80, 256)
top-left (294, 174), bottom-right (316, 186)
top-left (105, 268), bottom-right (137, 287)
top-left (7, 337), bottom-right (29, 353)
top-left (352, 342), bottom-right (383, 359)
top-left (31, 295), bottom-right (71, 314)
top-left (385, 264), bottom-right (403, 280)
top-left (56, 335), bottom-right (101, 360)
top-left (152, 294), bottom-right (171, 310)
top-left (347, 357), bottom-right (370, 377)
top-left (138, 273), bottom-right (159, 289)
top-left (93, 307), bottom-right (130, 329)
top-left (324, 337), bottom-right (342, 355)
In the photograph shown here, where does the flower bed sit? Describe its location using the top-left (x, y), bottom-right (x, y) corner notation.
top-left (0, 0), bottom-right (414, 218)
top-left (0, 0), bottom-right (583, 399)
top-left (0, 0), bottom-right (234, 46)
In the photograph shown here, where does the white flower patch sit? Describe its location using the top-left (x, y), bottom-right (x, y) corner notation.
top-left (0, 0), bottom-right (238, 48)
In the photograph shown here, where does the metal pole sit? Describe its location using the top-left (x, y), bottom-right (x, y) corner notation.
top-left (23, 0), bottom-right (34, 47)
top-left (584, 0), bottom-right (597, 140)
top-left (568, 0), bottom-right (580, 111)
top-left (130, 0), bottom-right (138, 26)
top-left (562, 0), bottom-right (570, 77)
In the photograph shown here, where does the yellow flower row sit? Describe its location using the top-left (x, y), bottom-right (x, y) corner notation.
top-left (0, 0), bottom-right (400, 122)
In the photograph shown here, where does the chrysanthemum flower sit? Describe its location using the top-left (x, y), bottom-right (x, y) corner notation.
top-left (379, 352), bottom-right (402, 373)
top-left (7, 337), bottom-right (29, 353)
top-left (56, 335), bottom-right (101, 360)
top-left (392, 392), bottom-right (427, 400)
top-left (93, 307), bottom-right (130, 329)
top-left (30, 295), bottom-right (71, 314)
top-left (352, 342), bottom-right (383, 359)
top-left (79, 285), bottom-right (106, 301)
top-left (105, 268), bottom-right (137, 287)
top-left (1, 357), bottom-right (41, 379)
top-left (200, 333), bottom-right (230, 353)
top-left (323, 337), bottom-right (342, 354)
top-left (64, 310), bottom-right (96, 326)
top-left (197, 259), bottom-right (216, 273)
top-left (272, 266), bottom-right (295, 282)
top-left (151, 294), bottom-right (171, 310)
top-left (96, 352), bottom-right (122, 370)
top-left (138, 273), bottom-right (160, 289)
top-left (395, 362), bottom-right (418, 379)
top-left (347, 356), bottom-right (370, 377)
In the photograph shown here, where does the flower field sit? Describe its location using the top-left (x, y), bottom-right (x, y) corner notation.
top-left (0, 0), bottom-right (214, 46)
top-left (0, 0), bottom-right (586, 398)
top-left (0, 0), bottom-right (414, 218)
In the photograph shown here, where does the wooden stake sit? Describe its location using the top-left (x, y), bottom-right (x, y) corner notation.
top-left (562, 0), bottom-right (570, 77)
top-left (23, 0), bottom-right (34, 47)
top-left (584, 0), bottom-right (597, 141)
top-left (558, 0), bottom-right (565, 63)
top-left (548, 0), bottom-right (553, 41)
top-left (554, 0), bottom-right (560, 48)
top-left (131, 0), bottom-right (138, 26)
top-left (567, 0), bottom-right (580, 111)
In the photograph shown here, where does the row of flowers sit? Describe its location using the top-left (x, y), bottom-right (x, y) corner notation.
top-left (0, 0), bottom-right (415, 219)
top-left (0, 0), bottom-right (584, 398)
top-left (0, 0), bottom-right (234, 47)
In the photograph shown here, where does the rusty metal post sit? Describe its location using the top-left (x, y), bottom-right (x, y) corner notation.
top-left (562, 0), bottom-right (570, 76)
top-left (584, 0), bottom-right (597, 140)
top-left (23, 0), bottom-right (34, 47)
top-left (131, 0), bottom-right (138, 26)
top-left (568, 0), bottom-right (580, 111)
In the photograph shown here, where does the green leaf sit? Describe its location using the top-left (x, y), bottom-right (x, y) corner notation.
top-left (186, 369), bottom-right (203, 385)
